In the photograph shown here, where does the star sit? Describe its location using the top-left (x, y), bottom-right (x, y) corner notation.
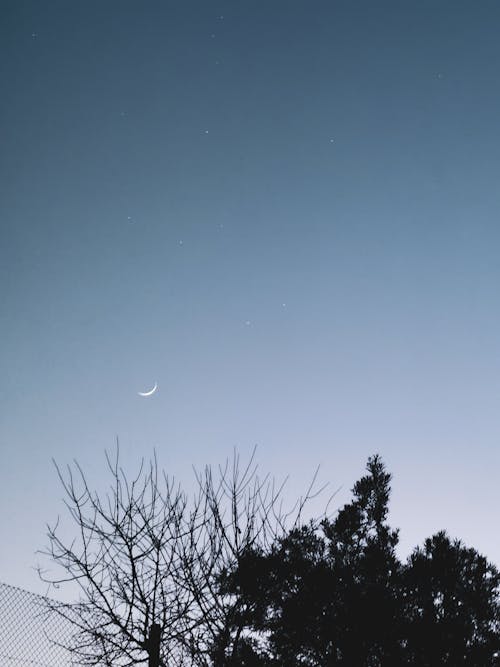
top-left (31, 32), bottom-right (37, 38)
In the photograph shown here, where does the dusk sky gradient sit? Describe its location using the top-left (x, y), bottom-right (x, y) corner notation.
top-left (2, 1), bottom-right (500, 593)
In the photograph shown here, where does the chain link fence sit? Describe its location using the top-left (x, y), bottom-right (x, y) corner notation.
top-left (0, 581), bottom-right (77, 666)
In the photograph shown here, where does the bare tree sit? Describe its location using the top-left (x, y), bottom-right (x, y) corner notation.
top-left (38, 446), bottom-right (328, 667)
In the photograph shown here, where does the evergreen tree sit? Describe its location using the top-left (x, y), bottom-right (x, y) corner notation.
top-left (223, 455), bottom-right (404, 665)
top-left (320, 454), bottom-right (403, 665)
top-left (403, 530), bottom-right (500, 665)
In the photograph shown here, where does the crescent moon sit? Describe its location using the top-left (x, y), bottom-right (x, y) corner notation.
top-left (138, 382), bottom-right (158, 397)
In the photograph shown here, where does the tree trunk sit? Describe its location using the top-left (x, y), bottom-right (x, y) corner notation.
top-left (148, 623), bottom-right (161, 667)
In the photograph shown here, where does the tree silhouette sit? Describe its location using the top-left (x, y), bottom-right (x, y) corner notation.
top-left (218, 455), bottom-right (401, 665)
top-left (39, 450), bottom-right (500, 665)
top-left (321, 454), bottom-right (402, 665)
top-left (402, 530), bottom-right (500, 665)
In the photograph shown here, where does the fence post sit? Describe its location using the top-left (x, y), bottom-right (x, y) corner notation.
top-left (148, 623), bottom-right (161, 667)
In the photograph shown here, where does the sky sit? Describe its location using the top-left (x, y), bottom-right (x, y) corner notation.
top-left (2, 0), bottom-right (500, 594)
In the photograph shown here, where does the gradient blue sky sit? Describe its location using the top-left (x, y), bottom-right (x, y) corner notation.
top-left (2, 0), bottom-right (500, 593)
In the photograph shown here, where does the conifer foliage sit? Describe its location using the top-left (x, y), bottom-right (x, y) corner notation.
top-left (219, 456), bottom-right (500, 666)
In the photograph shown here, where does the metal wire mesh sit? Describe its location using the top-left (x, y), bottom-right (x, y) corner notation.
top-left (0, 581), bottom-right (77, 666)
